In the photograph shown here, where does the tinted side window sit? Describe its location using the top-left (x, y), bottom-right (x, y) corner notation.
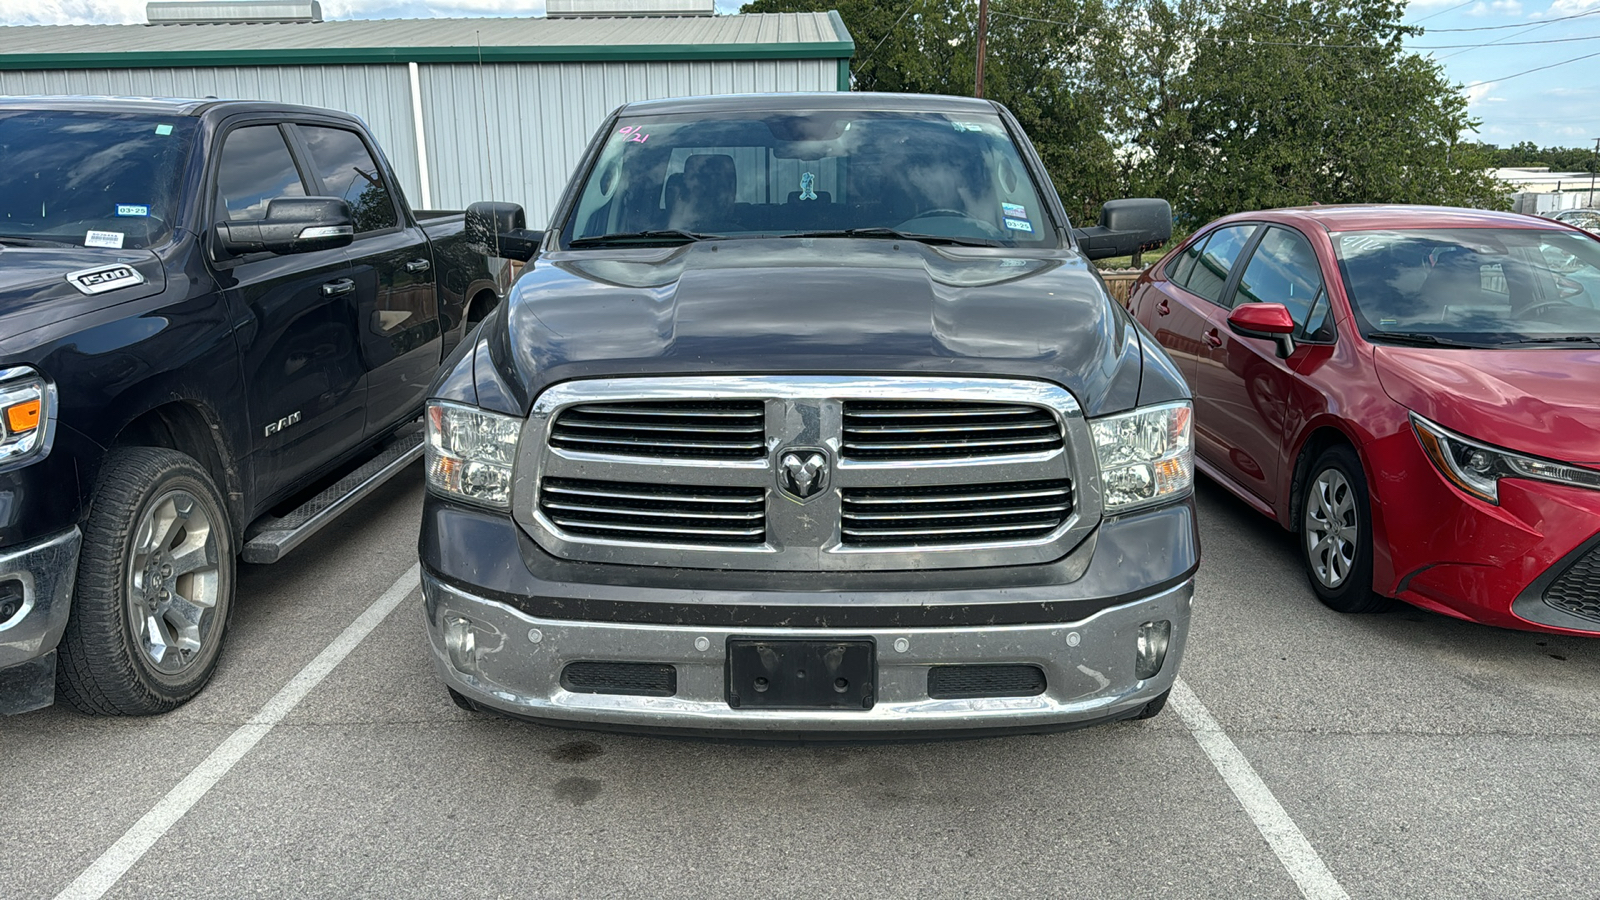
top-left (215, 125), bottom-right (307, 222)
top-left (1236, 226), bottom-right (1326, 323)
top-left (1184, 224), bottom-right (1256, 305)
top-left (1167, 235), bottom-right (1205, 286)
top-left (298, 125), bottom-right (399, 233)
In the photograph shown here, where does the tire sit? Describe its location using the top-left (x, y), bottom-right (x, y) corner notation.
top-left (1133, 689), bottom-right (1169, 720)
top-left (56, 447), bottom-right (235, 715)
top-left (1298, 444), bottom-right (1386, 614)
top-left (447, 687), bottom-right (479, 713)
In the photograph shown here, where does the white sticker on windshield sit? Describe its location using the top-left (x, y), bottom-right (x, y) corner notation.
top-left (1002, 202), bottom-right (1027, 219)
top-left (155, 124), bottom-right (173, 136)
top-left (116, 204), bottom-right (150, 217)
top-left (85, 230), bottom-right (125, 249)
top-left (1003, 218), bottom-right (1034, 233)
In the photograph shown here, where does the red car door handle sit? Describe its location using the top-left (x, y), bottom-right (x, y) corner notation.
top-left (1156, 298), bottom-right (1170, 316)
top-left (1204, 328), bottom-right (1223, 347)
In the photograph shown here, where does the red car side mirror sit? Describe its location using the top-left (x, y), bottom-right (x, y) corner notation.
top-left (1228, 302), bottom-right (1297, 358)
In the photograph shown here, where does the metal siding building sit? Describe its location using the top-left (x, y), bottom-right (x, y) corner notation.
top-left (0, 14), bottom-right (853, 224)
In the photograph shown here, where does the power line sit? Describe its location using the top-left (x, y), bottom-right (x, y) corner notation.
top-left (850, 0), bottom-right (923, 77)
top-left (1471, 46), bottom-right (1600, 84)
top-left (1424, 7), bottom-right (1600, 31)
top-left (1409, 1), bottom-right (1477, 25)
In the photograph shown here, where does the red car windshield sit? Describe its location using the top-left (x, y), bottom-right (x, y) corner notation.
top-left (1333, 228), bottom-right (1600, 345)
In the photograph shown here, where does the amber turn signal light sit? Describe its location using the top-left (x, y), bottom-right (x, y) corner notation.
top-left (4, 398), bottom-right (40, 434)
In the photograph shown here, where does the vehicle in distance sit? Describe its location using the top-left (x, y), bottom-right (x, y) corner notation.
top-left (1127, 204), bottom-right (1600, 634)
top-left (0, 97), bottom-right (506, 715)
top-left (1550, 208), bottom-right (1600, 236)
top-left (422, 92), bottom-right (1193, 736)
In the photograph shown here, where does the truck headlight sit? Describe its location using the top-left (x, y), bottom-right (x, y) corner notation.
top-left (0, 366), bottom-right (53, 472)
top-left (1412, 413), bottom-right (1600, 504)
top-left (1089, 401), bottom-right (1193, 512)
top-left (425, 400), bottom-right (521, 508)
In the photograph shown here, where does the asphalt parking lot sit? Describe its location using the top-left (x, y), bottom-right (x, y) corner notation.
top-left (6, 468), bottom-right (1598, 900)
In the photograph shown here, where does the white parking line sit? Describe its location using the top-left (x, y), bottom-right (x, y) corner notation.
top-left (1170, 678), bottom-right (1351, 900)
top-left (54, 563), bottom-right (422, 900)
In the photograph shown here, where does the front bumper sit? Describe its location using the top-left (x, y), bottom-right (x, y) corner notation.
top-left (424, 572), bottom-right (1191, 736)
top-left (0, 527), bottom-right (82, 714)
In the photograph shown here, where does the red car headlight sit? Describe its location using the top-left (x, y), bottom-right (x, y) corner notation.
top-left (1411, 413), bottom-right (1600, 504)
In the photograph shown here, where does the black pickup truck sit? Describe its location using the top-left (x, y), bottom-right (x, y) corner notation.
top-left (0, 97), bottom-right (505, 716)
top-left (424, 93), bottom-right (1194, 738)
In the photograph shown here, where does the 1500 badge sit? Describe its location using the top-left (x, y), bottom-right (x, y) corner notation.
top-left (65, 264), bottom-right (147, 296)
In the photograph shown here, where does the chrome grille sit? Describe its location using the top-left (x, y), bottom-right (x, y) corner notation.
top-left (841, 479), bottom-right (1072, 546)
top-left (841, 400), bottom-right (1063, 461)
top-left (549, 400), bottom-right (765, 460)
top-left (538, 477), bottom-right (766, 545)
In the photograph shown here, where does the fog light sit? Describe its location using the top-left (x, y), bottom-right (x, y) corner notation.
top-left (0, 578), bottom-right (23, 625)
top-left (1135, 620), bottom-right (1171, 679)
top-left (443, 615), bottom-right (480, 675)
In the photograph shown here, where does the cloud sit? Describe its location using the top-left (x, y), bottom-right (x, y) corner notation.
top-left (2, 0), bottom-right (551, 25)
top-left (1463, 80), bottom-right (1501, 105)
top-left (1464, 0), bottom-right (1523, 15)
top-left (1543, 0), bottom-right (1600, 16)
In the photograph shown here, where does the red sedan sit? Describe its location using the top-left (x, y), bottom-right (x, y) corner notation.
top-left (1128, 205), bottom-right (1600, 634)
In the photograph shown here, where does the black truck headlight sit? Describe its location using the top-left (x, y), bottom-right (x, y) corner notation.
top-left (1412, 413), bottom-right (1600, 504)
top-left (1089, 401), bottom-right (1194, 511)
top-left (0, 366), bottom-right (53, 472)
top-left (425, 401), bottom-right (521, 509)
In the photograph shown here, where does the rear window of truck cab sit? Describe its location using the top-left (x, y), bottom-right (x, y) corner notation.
top-left (562, 109), bottom-right (1059, 248)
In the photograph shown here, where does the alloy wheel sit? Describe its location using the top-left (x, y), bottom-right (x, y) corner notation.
top-left (1304, 468), bottom-right (1358, 590)
top-left (126, 490), bottom-right (221, 675)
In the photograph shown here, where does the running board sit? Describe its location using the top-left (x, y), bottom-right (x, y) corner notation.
top-left (242, 423), bottom-right (425, 564)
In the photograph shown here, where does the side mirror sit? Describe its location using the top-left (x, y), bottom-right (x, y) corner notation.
top-left (216, 197), bottom-right (353, 256)
top-left (1073, 198), bottom-right (1173, 261)
top-left (467, 201), bottom-right (542, 262)
top-left (1228, 302), bottom-right (1297, 358)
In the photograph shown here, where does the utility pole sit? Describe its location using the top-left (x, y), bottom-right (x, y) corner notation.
top-left (975, 0), bottom-right (989, 98)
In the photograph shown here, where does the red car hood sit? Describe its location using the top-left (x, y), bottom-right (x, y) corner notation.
top-left (1374, 346), bottom-right (1600, 466)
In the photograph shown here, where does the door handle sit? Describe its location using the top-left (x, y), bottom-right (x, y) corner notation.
top-left (321, 278), bottom-right (356, 297)
top-left (405, 259), bottom-right (432, 273)
top-left (1156, 297), bottom-right (1171, 316)
top-left (1204, 328), bottom-right (1223, 348)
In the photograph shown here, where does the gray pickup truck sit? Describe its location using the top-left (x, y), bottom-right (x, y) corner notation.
top-left (421, 92), bottom-right (1194, 737)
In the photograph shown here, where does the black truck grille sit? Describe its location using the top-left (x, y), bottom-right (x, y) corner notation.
top-left (561, 662), bottom-right (677, 697)
top-left (928, 665), bottom-right (1047, 699)
top-left (1545, 543), bottom-right (1600, 623)
top-left (841, 479), bottom-right (1072, 546)
top-left (841, 400), bottom-right (1063, 461)
top-left (550, 400), bottom-right (765, 460)
top-left (539, 477), bottom-right (766, 545)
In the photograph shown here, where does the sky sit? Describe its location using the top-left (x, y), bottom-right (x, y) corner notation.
top-left (1, 0), bottom-right (1596, 151)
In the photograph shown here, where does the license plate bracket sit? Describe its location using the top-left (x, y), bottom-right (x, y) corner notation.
top-left (726, 639), bottom-right (876, 710)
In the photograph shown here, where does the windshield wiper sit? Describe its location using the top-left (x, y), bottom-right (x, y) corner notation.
top-left (0, 234), bottom-right (75, 248)
top-left (1502, 335), bottom-right (1600, 346)
top-left (783, 227), bottom-right (1001, 248)
top-left (1365, 331), bottom-right (1489, 349)
top-left (568, 229), bottom-right (719, 248)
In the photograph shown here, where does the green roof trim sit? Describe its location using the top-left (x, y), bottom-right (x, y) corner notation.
top-left (0, 40), bottom-right (857, 71)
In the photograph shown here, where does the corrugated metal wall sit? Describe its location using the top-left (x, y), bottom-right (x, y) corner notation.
top-left (0, 57), bottom-right (838, 222)
top-left (0, 65), bottom-right (421, 207)
top-left (419, 59), bottom-right (839, 224)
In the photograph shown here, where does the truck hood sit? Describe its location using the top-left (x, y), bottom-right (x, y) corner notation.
top-left (1374, 345), bottom-right (1600, 466)
top-left (0, 245), bottom-right (167, 343)
top-left (486, 239), bottom-right (1149, 417)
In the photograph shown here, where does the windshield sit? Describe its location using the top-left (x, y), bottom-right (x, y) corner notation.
top-left (0, 110), bottom-right (195, 250)
top-left (561, 108), bottom-right (1057, 248)
top-left (1334, 227), bottom-right (1600, 344)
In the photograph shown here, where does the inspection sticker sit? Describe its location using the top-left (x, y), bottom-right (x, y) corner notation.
top-left (155, 123), bottom-right (173, 135)
top-left (1003, 218), bottom-right (1034, 233)
top-left (116, 204), bottom-right (150, 217)
top-left (85, 230), bottom-right (125, 249)
top-left (1002, 202), bottom-right (1027, 219)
